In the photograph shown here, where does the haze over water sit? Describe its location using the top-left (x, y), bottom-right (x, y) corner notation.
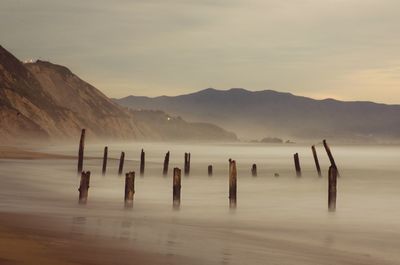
top-left (1, 142), bottom-right (399, 264)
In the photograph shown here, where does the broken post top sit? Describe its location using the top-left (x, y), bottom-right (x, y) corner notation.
top-left (125, 171), bottom-right (135, 177)
top-left (78, 170), bottom-right (90, 204)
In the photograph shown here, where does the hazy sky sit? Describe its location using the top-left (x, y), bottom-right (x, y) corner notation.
top-left (1, 0), bottom-right (400, 103)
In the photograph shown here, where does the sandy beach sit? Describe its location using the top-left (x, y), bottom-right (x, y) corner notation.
top-left (0, 212), bottom-right (197, 265)
top-left (1, 142), bottom-right (400, 265)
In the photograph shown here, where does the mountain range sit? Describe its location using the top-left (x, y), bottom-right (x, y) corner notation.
top-left (0, 45), bottom-right (236, 143)
top-left (116, 88), bottom-right (400, 143)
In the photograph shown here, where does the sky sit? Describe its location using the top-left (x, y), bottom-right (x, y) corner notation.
top-left (1, 0), bottom-right (400, 103)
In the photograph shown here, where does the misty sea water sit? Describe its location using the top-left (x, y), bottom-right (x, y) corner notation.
top-left (0, 142), bottom-right (399, 264)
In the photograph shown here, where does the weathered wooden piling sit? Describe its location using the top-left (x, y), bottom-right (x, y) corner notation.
top-left (328, 165), bottom-right (337, 212)
top-left (311, 145), bottom-right (322, 177)
top-left (124, 171), bottom-right (135, 208)
top-left (163, 151), bottom-right (170, 176)
top-left (294, 153), bottom-right (301, 177)
top-left (77, 129), bottom-right (85, 175)
top-left (229, 159), bottom-right (237, 208)
top-left (118, 152), bottom-right (125, 176)
top-left (78, 171), bottom-right (90, 204)
top-left (184, 153), bottom-right (188, 175)
top-left (102, 146), bottom-right (108, 176)
top-left (184, 153), bottom-right (191, 176)
top-left (188, 153), bottom-right (191, 173)
top-left (208, 165), bottom-right (213, 176)
top-left (140, 149), bottom-right (145, 176)
top-left (251, 164), bottom-right (257, 177)
top-left (323, 139), bottom-right (338, 170)
top-left (173, 168), bottom-right (181, 208)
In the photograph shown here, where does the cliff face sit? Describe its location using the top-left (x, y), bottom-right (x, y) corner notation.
top-left (0, 46), bottom-right (236, 143)
top-left (24, 60), bottom-right (152, 140)
top-left (0, 46), bottom-right (72, 142)
top-left (0, 45), bottom-right (149, 142)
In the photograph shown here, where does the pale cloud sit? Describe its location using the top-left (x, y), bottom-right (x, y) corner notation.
top-left (318, 64), bottom-right (400, 103)
top-left (1, 0), bottom-right (399, 102)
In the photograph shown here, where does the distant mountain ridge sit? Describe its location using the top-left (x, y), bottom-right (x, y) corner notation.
top-left (116, 88), bottom-right (400, 142)
top-left (0, 46), bottom-right (236, 143)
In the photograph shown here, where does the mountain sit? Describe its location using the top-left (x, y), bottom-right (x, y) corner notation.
top-left (0, 46), bottom-right (236, 143)
top-left (116, 88), bottom-right (400, 142)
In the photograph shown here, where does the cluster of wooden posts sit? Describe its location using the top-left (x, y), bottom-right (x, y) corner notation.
top-left (293, 140), bottom-right (338, 211)
top-left (77, 129), bottom-right (338, 211)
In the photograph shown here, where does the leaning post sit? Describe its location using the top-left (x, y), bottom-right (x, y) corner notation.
top-left (118, 152), bottom-right (125, 176)
top-left (163, 151), bottom-right (170, 176)
top-left (294, 153), bottom-right (301, 177)
top-left (323, 139), bottom-right (339, 176)
top-left (311, 145), bottom-right (322, 177)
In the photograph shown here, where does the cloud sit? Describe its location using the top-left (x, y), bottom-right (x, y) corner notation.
top-left (1, 0), bottom-right (400, 102)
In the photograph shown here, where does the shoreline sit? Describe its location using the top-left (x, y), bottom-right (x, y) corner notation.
top-left (0, 146), bottom-right (119, 161)
top-left (0, 146), bottom-right (76, 160)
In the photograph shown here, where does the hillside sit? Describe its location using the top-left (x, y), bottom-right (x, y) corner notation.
top-left (0, 46), bottom-right (236, 143)
top-left (116, 88), bottom-right (400, 142)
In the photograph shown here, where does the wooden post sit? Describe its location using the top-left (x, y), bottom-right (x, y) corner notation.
top-left (102, 146), bottom-right (108, 176)
top-left (208, 165), bottom-right (213, 176)
top-left (184, 153), bottom-right (187, 175)
top-left (163, 151), bottom-right (170, 176)
top-left (184, 153), bottom-right (191, 176)
top-left (78, 171), bottom-right (90, 204)
top-left (118, 152), bottom-right (125, 176)
top-left (229, 159), bottom-right (237, 208)
top-left (294, 153), bottom-right (301, 177)
top-left (323, 140), bottom-right (338, 173)
top-left (251, 164), bottom-right (257, 177)
top-left (328, 165), bottom-right (337, 212)
top-left (188, 153), bottom-right (191, 174)
top-left (124, 171), bottom-right (135, 208)
top-left (140, 149), bottom-right (145, 176)
top-left (77, 129), bottom-right (85, 175)
top-left (311, 145), bottom-right (322, 177)
top-left (173, 168), bottom-right (181, 208)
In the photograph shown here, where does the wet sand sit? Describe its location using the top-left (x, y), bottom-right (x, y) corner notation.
top-left (0, 213), bottom-right (195, 265)
top-left (1, 142), bottom-right (400, 264)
